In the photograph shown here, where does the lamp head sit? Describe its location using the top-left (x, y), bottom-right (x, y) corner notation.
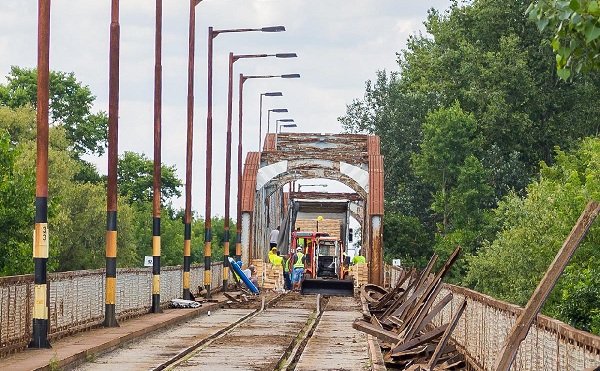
top-left (281, 74), bottom-right (300, 78)
top-left (264, 92), bottom-right (283, 97)
top-left (275, 53), bottom-right (297, 58)
top-left (261, 26), bottom-right (286, 32)
top-left (271, 108), bottom-right (288, 113)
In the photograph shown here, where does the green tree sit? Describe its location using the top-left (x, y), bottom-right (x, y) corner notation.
top-left (412, 102), bottom-right (481, 235)
top-left (383, 212), bottom-right (432, 268)
top-left (117, 151), bottom-right (183, 204)
top-left (464, 137), bottom-right (600, 334)
top-left (0, 66), bottom-right (108, 157)
top-left (527, 0), bottom-right (600, 79)
top-left (0, 129), bottom-right (35, 275)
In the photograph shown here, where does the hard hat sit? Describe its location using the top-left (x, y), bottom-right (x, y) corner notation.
top-left (236, 260), bottom-right (243, 267)
top-left (296, 247), bottom-right (302, 251)
top-left (271, 247), bottom-right (277, 251)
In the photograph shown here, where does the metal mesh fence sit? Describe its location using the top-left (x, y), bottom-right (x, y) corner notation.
top-left (0, 263), bottom-right (222, 356)
top-left (384, 265), bottom-right (600, 370)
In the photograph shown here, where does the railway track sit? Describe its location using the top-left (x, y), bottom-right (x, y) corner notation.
top-left (71, 292), bottom-right (370, 371)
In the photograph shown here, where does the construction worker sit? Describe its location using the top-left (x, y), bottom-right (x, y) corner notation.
top-left (268, 246), bottom-right (277, 264)
top-left (272, 250), bottom-right (283, 268)
top-left (283, 253), bottom-right (292, 290)
top-left (352, 253), bottom-right (366, 265)
top-left (269, 226), bottom-right (280, 249)
top-left (292, 246), bottom-right (306, 292)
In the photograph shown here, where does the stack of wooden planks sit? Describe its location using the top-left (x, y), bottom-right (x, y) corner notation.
top-left (263, 264), bottom-right (284, 291)
top-left (295, 218), bottom-right (341, 239)
top-left (352, 247), bottom-right (467, 370)
top-left (251, 259), bottom-right (265, 287)
top-left (352, 262), bottom-right (369, 287)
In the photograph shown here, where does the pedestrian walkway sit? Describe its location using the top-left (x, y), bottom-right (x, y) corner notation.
top-left (1, 296), bottom-right (226, 371)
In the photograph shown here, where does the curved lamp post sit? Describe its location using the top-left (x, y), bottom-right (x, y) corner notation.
top-left (259, 91), bottom-right (282, 150)
top-left (267, 108), bottom-right (288, 141)
top-left (275, 119), bottom-right (296, 150)
top-left (236, 73), bottom-right (299, 264)
top-left (202, 25), bottom-right (285, 298)
top-left (222, 53), bottom-right (296, 291)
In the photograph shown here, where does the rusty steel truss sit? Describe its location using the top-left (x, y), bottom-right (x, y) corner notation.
top-left (239, 132), bottom-right (384, 285)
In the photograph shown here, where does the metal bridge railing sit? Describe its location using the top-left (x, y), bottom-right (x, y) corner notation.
top-left (383, 265), bottom-right (600, 370)
top-left (0, 263), bottom-right (223, 356)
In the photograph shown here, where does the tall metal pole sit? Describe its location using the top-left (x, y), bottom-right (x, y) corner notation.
top-left (182, 0), bottom-right (200, 301)
top-left (104, 0), bottom-right (120, 328)
top-left (30, 0), bottom-right (51, 348)
top-left (150, 0), bottom-right (163, 314)
top-left (222, 52), bottom-right (235, 291)
top-left (235, 73), bottom-right (244, 262)
top-left (204, 27), bottom-right (215, 298)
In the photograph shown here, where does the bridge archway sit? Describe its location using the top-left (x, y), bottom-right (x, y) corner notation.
top-left (240, 133), bottom-right (384, 285)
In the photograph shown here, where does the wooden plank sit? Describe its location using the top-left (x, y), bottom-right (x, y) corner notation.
top-left (391, 323), bottom-right (448, 355)
top-left (352, 319), bottom-right (402, 344)
top-left (416, 292), bottom-right (453, 334)
top-left (403, 278), bottom-right (443, 340)
top-left (223, 292), bottom-right (240, 303)
top-left (427, 299), bottom-right (467, 369)
top-left (493, 200), bottom-right (600, 371)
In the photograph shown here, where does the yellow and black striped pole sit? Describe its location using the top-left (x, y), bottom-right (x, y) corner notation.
top-left (104, 0), bottom-right (120, 328)
top-left (150, 0), bottom-right (163, 314)
top-left (30, 0), bottom-right (51, 349)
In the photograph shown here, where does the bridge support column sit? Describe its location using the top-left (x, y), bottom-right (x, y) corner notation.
top-left (241, 212), bottom-right (252, 266)
top-left (369, 215), bottom-right (383, 286)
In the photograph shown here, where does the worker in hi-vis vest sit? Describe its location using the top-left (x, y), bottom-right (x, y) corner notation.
top-left (292, 247), bottom-right (306, 292)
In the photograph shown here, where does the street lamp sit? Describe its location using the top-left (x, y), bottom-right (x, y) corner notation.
top-left (203, 25), bottom-right (285, 298)
top-left (259, 91), bottom-right (282, 150)
top-left (223, 53), bottom-right (296, 291)
top-left (248, 74), bottom-right (300, 151)
top-left (267, 108), bottom-right (288, 141)
top-left (236, 73), bottom-right (299, 263)
top-left (275, 119), bottom-right (296, 150)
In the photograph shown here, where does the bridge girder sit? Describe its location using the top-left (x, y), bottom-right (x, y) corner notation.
top-left (240, 133), bottom-right (384, 285)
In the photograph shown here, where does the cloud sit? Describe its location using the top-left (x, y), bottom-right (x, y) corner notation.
top-left (1, 0), bottom-right (452, 216)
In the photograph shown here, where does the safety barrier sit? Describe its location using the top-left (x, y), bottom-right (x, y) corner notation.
top-left (0, 263), bottom-right (223, 356)
top-left (383, 265), bottom-right (600, 370)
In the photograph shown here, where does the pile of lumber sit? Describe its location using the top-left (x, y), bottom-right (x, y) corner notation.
top-left (263, 264), bottom-right (284, 291)
top-left (251, 259), bottom-right (266, 287)
top-left (352, 262), bottom-right (369, 287)
top-left (353, 247), bottom-right (467, 370)
top-left (295, 218), bottom-right (341, 239)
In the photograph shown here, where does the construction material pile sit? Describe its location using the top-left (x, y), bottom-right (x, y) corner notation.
top-left (353, 247), bottom-right (467, 370)
top-left (352, 262), bottom-right (369, 287)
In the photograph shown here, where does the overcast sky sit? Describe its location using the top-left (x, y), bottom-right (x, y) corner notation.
top-left (1, 0), bottom-right (452, 218)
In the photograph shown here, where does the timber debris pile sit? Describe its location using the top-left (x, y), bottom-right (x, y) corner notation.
top-left (353, 247), bottom-right (467, 370)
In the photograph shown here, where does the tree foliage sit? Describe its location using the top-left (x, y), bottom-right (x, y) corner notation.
top-left (527, 0), bottom-right (600, 79)
top-left (464, 137), bottom-right (600, 330)
top-left (117, 151), bottom-right (182, 204)
top-left (0, 66), bottom-right (108, 157)
top-left (0, 128), bottom-right (35, 275)
top-left (0, 67), bottom-right (232, 276)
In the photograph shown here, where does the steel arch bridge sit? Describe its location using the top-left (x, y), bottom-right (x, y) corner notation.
top-left (239, 132), bottom-right (385, 285)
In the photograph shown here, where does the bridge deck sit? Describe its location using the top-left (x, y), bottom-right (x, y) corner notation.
top-left (1, 292), bottom-right (376, 371)
top-left (0, 297), bottom-right (220, 370)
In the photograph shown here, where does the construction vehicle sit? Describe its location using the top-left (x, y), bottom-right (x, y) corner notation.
top-left (290, 230), bottom-right (354, 296)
